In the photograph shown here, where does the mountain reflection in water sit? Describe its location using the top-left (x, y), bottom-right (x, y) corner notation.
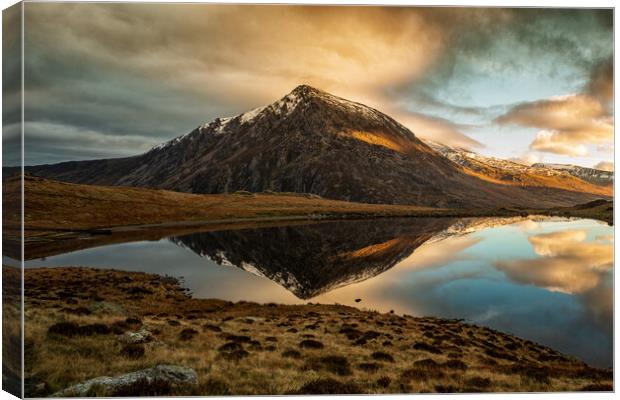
top-left (24, 217), bottom-right (613, 367)
top-left (170, 218), bottom-right (455, 299)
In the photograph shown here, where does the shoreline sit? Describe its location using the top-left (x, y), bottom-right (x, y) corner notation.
top-left (4, 174), bottom-right (612, 238)
top-left (13, 266), bottom-right (613, 396)
top-left (2, 175), bottom-right (612, 260)
top-left (11, 210), bottom-right (611, 262)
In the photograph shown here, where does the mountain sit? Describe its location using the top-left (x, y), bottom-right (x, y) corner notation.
top-left (426, 140), bottom-right (613, 192)
top-left (170, 218), bottom-right (455, 299)
top-left (531, 163), bottom-right (613, 186)
top-left (23, 85), bottom-right (609, 208)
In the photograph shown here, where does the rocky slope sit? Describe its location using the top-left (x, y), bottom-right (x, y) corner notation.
top-left (23, 85), bottom-right (609, 208)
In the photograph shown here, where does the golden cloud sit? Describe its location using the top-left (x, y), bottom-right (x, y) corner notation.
top-left (26, 5), bottom-right (447, 107)
top-left (387, 110), bottom-right (484, 149)
top-left (529, 131), bottom-right (589, 156)
top-left (20, 4), bottom-right (613, 160)
top-left (495, 230), bottom-right (612, 294)
top-left (594, 161), bottom-right (614, 172)
top-left (496, 94), bottom-right (613, 156)
top-left (24, 4), bottom-right (516, 149)
top-left (508, 152), bottom-right (541, 166)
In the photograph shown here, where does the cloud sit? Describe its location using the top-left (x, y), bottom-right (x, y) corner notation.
top-left (24, 5), bottom-right (450, 103)
top-left (495, 227), bottom-right (613, 336)
top-left (388, 109), bottom-right (484, 149)
top-left (594, 161), bottom-right (614, 172)
top-left (14, 5), bottom-right (613, 165)
top-left (20, 4), bottom-right (477, 163)
top-left (514, 219), bottom-right (541, 232)
top-left (529, 131), bottom-right (589, 156)
top-left (23, 122), bottom-right (163, 165)
top-left (495, 230), bottom-right (612, 294)
top-left (496, 94), bottom-right (613, 156)
top-left (586, 57), bottom-right (613, 104)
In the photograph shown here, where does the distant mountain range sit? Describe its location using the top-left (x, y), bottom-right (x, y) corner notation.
top-left (21, 85), bottom-right (611, 208)
top-left (531, 163), bottom-right (613, 186)
top-left (426, 140), bottom-right (613, 188)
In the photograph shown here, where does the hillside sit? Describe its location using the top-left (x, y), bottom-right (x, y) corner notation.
top-left (21, 85), bottom-right (609, 209)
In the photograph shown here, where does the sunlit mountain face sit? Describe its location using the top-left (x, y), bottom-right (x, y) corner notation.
top-left (8, 5), bottom-right (612, 172)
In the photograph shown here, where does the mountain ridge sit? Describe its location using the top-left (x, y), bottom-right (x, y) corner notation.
top-left (531, 162), bottom-right (613, 186)
top-left (425, 139), bottom-right (612, 193)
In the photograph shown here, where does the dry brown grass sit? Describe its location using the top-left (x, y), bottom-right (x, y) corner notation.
top-left (535, 199), bottom-right (613, 224)
top-left (8, 174), bottom-right (445, 233)
top-left (3, 266), bottom-right (22, 397)
top-left (21, 266), bottom-right (613, 396)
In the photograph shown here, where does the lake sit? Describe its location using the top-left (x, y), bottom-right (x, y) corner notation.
top-left (21, 216), bottom-right (613, 368)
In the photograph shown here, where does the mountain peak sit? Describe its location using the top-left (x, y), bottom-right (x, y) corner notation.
top-left (289, 84), bottom-right (323, 97)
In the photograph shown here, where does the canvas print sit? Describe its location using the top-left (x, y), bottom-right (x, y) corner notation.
top-left (2, 3), bottom-right (614, 397)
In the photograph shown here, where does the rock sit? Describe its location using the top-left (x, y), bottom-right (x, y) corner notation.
top-left (119, 327), bottom-right (153, 344)
top-left (52, 365), bottom-right (197, 397)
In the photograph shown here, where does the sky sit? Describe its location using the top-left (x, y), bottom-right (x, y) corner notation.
top-left (2, 4), bottom-right (614, 169)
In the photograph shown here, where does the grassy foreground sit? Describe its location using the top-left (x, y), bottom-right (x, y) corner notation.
top-left (20, 266), bottom-right (612, 396)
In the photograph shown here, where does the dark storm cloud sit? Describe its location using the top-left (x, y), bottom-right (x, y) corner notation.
top-left (3, 3), bottom-right (22, 166)
top-left (586, 57), bottom-right (613, 104)
top-left (12, 4), bottom-right (614, 165)
top-left (394, 8), bottom-right (612, 108)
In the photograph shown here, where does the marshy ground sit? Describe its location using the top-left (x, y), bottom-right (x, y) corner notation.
top-left (14, 266), bottom-right (613, 396)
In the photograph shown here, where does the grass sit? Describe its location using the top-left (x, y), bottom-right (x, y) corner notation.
top-left (19, 265), bottom-right (613, 396)
top-left (7, 174), bottom-right (449, 235)
top-left (2, 265), bottom-right (22, 397)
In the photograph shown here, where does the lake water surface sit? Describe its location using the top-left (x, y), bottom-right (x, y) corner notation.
top-left (22, 216), bottom-right (613, 367)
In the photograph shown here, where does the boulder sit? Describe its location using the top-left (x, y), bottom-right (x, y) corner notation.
top-left (119, 327), bottom-right (153, 344)
top-left (52, 365), bottom-right (197, 397)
